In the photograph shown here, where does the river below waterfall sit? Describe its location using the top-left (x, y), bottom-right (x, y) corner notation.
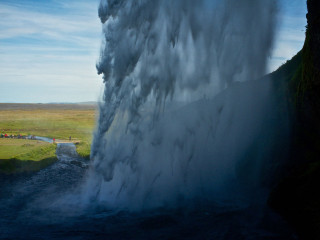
top-left (0, 143), bottom-right (298, 239)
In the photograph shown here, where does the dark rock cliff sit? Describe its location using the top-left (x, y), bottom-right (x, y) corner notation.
top-left (297, 0), bottom-right (320, 162)
top-left (268, 1), bottom-right (320, 239)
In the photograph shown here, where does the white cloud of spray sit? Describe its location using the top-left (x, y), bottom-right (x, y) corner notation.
top-left (83, 0), bottom-right (278, 210)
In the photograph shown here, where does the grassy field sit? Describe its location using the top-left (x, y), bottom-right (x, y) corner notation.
top-left (0, 138), bottom-right (52, 159)
top-left (0, 103), bottom-right (97, 173)
top-left (0, 138), bottom-right (57, 174)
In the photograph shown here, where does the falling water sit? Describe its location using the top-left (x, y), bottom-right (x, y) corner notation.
top-left (84, 0), bottom-right (278, 210)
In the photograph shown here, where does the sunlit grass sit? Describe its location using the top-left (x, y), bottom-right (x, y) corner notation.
top-left (0, 106), bottom-right (96, 159)
top-left (0, 109), bottom-right (95, 141)
top-left (76, 141), bottom-right (91, 160)
top-left (0, 138), bottom-right (51, 159)
top-left (0, 105), bottom-right (97, 174)
top-left (0, 138), bottom-right (57, 174)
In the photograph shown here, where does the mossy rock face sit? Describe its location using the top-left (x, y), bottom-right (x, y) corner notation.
top-left (281, 0), bottom-right (320, 166)
top-left (269, 1), bottom-right (320, 239)
top-left (292, 0), bottom-right (320, 165)
top-left (306, 0), bottom-right (320, 73)
top-left (297, 0), bottom-right (320, 117)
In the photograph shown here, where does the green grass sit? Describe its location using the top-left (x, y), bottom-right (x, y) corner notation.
top-left (76, 141), bottom-right (91, 160)
top-left (0, 157), bottom-right (57, 174)
top-left (15, 142), bottom-right (56, 161)
top-left (0, 104), bottom-right (96, 172)
top-left (0, 138), bottom-right (50, 159)
top-left (0, 108), bottom-right (95, 142)
top-left (0, 105), bottom-right (96, 157)
top-left (0, 138), bottom-right (57, 174)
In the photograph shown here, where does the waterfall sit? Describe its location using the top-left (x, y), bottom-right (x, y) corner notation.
top-left (83, 0), bottom-right (278, 210)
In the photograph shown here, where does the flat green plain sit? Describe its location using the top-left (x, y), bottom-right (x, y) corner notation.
top-left (0, 103), bottom-right (97, 173)
top-left (0, 138), bottom-right (53, 159)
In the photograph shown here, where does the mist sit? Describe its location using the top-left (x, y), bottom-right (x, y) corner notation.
top-left (83, 0), bottom-right (279, 210)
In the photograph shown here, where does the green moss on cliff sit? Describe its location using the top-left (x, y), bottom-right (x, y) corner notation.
top-left (268, 1), bottom-right (320, 239)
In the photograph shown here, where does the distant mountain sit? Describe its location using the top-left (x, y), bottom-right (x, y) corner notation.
top-left (76, 101), bottom-right (99, 105)
top-left (0, 103), bottom-right (97, 110)
top-left (47, 101), bottom-right (98, 105)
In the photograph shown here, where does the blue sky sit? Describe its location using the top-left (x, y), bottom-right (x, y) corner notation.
top-left (0, 0), bottom-right (307, 103)
top-left (270, 0), bottom-right (307, 71)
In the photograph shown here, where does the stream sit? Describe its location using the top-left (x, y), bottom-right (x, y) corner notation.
top-left (0, 143), bottom-right (298, 239)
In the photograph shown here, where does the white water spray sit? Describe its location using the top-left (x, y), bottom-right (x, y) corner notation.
top-left (84, 0), bottom-right (277, 210)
